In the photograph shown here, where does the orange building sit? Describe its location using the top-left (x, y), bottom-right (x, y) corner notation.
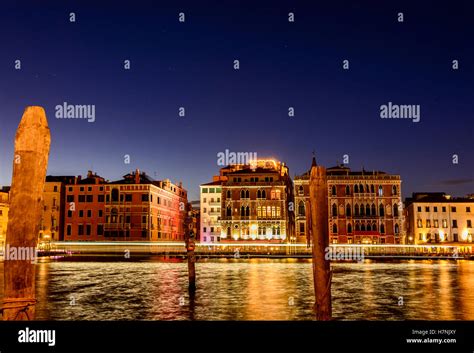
top-left (104, 170), bottom-right (187, 241)
top-left (64, 171), bottom-right (107, 241)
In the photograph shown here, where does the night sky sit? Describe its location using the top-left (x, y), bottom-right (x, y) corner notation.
top-left (0, 0), bottom-right (473, 201)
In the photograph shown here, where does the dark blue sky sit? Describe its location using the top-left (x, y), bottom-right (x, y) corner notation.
top-left (0, 0), bottom-right (473, 201)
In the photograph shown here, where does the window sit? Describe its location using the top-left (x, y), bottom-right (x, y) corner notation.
top-left (79, 210), bottom-right (84, 217)
top-left (299, 223), bottom-right (305, 233)
top-left (78, 225), bottom-right (84, 235)
top-left (379, 204), bottom-right (384, 217)
top-left (467, 207), bottom-right (471, 213)
top-left (97, 224), bottom-right (103, 235)
top-left (67, 210), bottom-right (73, 218)
top-left (370, 185), bottom-right (375, 193)
top-left (123, 194), bottom-right (131, 202)
top-left (209, 188), bottom-right (215, 193)
top-left (371, 204), bottom-right (376, 216)
top-left (378, 186), bottom-right (383, 196)
top-left (451, 207), bottom-right (456, 212)
top-left (86, 225), bottom-right (91, 236)
top-left (67, 195), bottom-right (74, 202)
top-left (298, 201), bottom-right (305, 216)
top-left (111, 189), bottom-right (119, 202)
top-left (468, 220), bottom-right (472, 228)
top-left (226, 207), bottom-right (232, 217)
top-left (392, 186), bottom-right (397, 195)
top-left (332, 224), bottom-right (337, 233)
top-left (87, 210), bottom-right (92, 218)
top-left (68, 187), bottom-right (73, 192)
top-left (345, 185), bottom-right (350, 195)
top-left (380, 224), bottom-right (385, 233)
top-left (331, 186), bottom-right (336, 196)
top-left (141, 194), bottom-right (149, 202)
top-left (417, 206), bottom-right (421, 212)
top-left (426, 219), bottom-right (431, 228)
top-left (354, 185), bottom-right (359, 193)
top-left (355, 223), bottom-right (360, 231)
top-left (452, 220), bottom-right (458, 228)
top-left (434, 207), bottom-right (438, 212)
top-left (434, 220), bottom-right (439, 227)
top-left (346, 204), bottom-right (351, 217)
top-left (365, 204), bottom-right (370, 216)
top-left (98, 195), bottom-right (104, 202)
top-left (80, 187), bottom-right (84, 192)
top-left (394, 224), bottom-right (399, 234)
top-left (240, 206), bottom-right (245, 216)
top-left (78, 195), bottom-right (85, 203)
top-left (393, 204), bottom-right (399, 217)
top-left (332, 204), bottom-right (337, 217)
top-left (347, 223), bottom-right (352, 233)
top-left (226, 190), bottom-right (231, 198)
top-left (425, 207), bottom-right (430, 212)
top-left (417, 219), bottom-right (422, 228)
top-left (298, 185), bottom-right (304, 195)
top-left (354, 204), bottom-right (359, 216)
top-left (442, 206), bottom-right (446, 212)
top-left (442, 219), bottom-right (448, 228)
top-left (66, 225), bottom-right (71, 236)
top-left (367, 223), bottom-right (372, 231)
top-left (202, 188), bottom-right (208, 193)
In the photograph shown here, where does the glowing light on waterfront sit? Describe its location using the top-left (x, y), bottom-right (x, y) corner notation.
top-left (461, 229), bottom-right (468, 241)
top-left (439, 230), bottom-right (445, 241)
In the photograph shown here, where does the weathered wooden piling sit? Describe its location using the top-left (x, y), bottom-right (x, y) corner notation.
top-left (2, 106), bottom-right (51, 320)
top-left (308, 156), bottom-right (332, 320)
top-left (185, 231), bottom-right (196, 291)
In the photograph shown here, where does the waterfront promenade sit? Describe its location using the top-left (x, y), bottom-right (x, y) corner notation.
top-left (22, 241), bottom-right (474, 260)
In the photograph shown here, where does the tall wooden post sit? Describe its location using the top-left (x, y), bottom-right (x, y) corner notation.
top-left (308, 156), bottom-right (332, 320)
top-left (2, 106), bottom-right (51, 320)
top-left (185, 231), bottom-right (196, 292)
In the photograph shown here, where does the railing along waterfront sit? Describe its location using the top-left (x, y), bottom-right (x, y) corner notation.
top-left (17, 242), bottom-right (474, 259)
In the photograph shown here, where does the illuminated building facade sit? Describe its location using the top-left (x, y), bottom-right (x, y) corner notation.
top-left (40, 176), bottom-right (75, 242)
top-left (105, 170), bottom-right (187, 241)
top-left (64, 172), bottom-right (107, 241)
top-left (405, 192), bottom-right (474, 244)
top-left (0, 187), bottom-right (10, 247)
top-left (294, 164), bottom-right (403, 244)
top-left (200, 182), bottom-right (222, 243)
top-left (219, 159), bottom-right (294, 243)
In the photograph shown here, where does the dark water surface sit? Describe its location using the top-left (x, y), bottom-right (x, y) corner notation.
top-left (1, 257), bottom-right (473, 320)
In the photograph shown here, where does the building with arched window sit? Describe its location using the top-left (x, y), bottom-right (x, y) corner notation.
top-left (294, 164), bottom-right (403, 245)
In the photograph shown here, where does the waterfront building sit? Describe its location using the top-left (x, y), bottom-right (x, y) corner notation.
top-left (105, 170), bottom-right (187, 241)
top-left (40, 176), bottom-right (75, 242)
top-left (64, 171), bottom-right (107, 241)
top-left (219, 159), bottom-right (295, 243)
top-left (294, 164), bottom-right (403, 244)
top-left (405, 192), bottom-right (474, 244)
top-left (0, 187), bottom-right (10, 247)
top-left (200, 181), bottom-right (222, 243)
top-left (185, 202), bottom-right (200, 242)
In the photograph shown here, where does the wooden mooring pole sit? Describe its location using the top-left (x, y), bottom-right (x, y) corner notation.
top-left (308, 156), bottom-right (332, 320)
top-left (185, 231), bottom-right (196, 291)
top-left (2, 106), bottom-right (51, 320)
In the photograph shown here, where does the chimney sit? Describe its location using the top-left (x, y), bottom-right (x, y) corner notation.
top-left (87, 170), bottom-right (93, 179)
top-left (135, 169), bottom-right (140, 184)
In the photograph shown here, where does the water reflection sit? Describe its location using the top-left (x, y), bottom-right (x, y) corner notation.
top-left (0, 258), bottom-right (473, 320)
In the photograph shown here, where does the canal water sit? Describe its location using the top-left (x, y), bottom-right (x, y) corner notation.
top-left (0, 258), bottom-right (473, 320)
